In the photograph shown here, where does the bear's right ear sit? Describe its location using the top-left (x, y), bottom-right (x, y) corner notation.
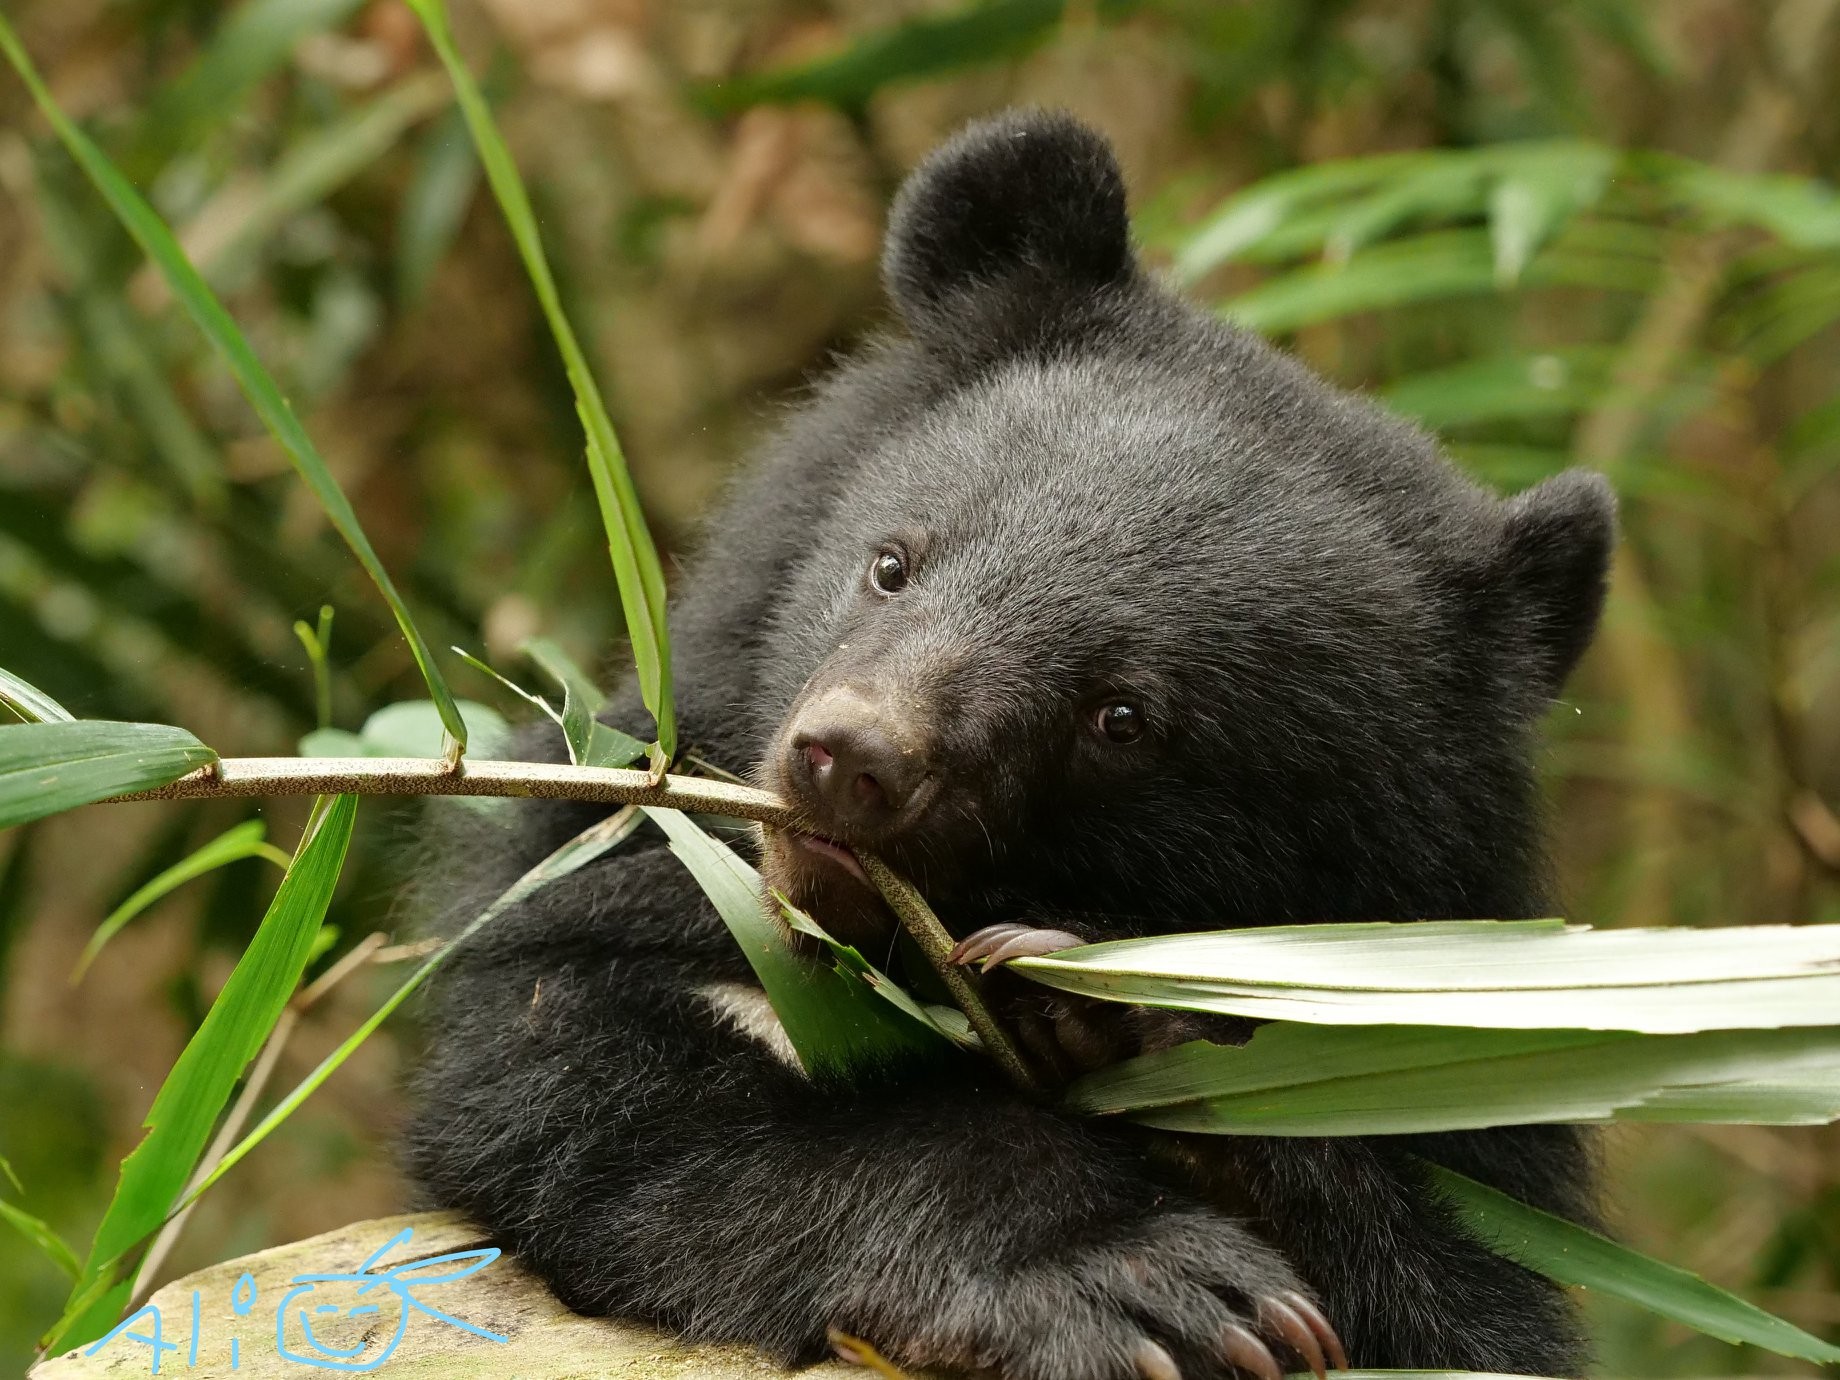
top-left (883, 109), bottom-right (1134, 332)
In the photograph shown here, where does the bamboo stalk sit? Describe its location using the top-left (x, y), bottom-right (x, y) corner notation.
top-left (106, 755), bottom-right (795, 826)
top-left (860, 855), bottom-right (1044, 1096)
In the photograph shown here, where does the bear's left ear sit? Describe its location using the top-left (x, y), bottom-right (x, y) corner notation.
top-left (883, 109), bottom-right (1133, 331)
top-left (1495, 469), bottom-right (1618, 700)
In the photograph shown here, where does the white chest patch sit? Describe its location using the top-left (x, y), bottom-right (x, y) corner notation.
top-left (695, 981), bottom-right (805, 1074)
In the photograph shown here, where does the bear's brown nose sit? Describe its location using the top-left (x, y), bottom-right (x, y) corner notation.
top-left (785, 691), bottom-right (927, 837)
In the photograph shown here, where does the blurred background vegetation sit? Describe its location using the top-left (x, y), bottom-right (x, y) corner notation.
top-left (2, 0), bottom-right (1838, 1373)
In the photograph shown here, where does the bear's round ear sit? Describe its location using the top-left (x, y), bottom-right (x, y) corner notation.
top-left (882, 109), bottom-right (1133, 330)
top-left (1497, 469), bottom-right (1618, 700)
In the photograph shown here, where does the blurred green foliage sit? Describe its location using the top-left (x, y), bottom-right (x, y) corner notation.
top-left (1, 0), bottom-right (1837, 1374)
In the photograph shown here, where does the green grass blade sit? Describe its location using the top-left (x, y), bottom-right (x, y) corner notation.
top-left (72, 820), bottom-right (287, 983)
top-left (0, 722), bottom-right (217, 831)
top-left (177, 806), bottom-right (645, 1212)
top-left (0, 665), bottom-right (75, 723)
top-left (134, 0), bottom-right (367, 167)
top-left (192, 72), bottom-right (452, 291)
top-left (292, 605), bottom-right (335, 731)
top-left (407, 0), bottom-right (675, 765)
top-left (0, 1157), bottom-right (82, 1280)
top-left (0, 15), bottom-right (470, 756)
top-left (1009, 919), bottom-right (1840, 1032)
top-left (395, 104), bottom-right (481, 306)
top-left (1066, 1024), bottom-right (1840, 1135)
top-left (645, 808), bottom-right (945, 1077)
top-left (1431, 1166), bottom-right (1840, 1364)
top-left (51, 795), bottom-right (357, 1353)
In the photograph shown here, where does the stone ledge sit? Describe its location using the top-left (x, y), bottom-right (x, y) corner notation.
top-left (30, 1211), bottom-right (855, 1379)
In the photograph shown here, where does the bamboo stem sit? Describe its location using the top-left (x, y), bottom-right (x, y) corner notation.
top-left (860, 855), bottom-right (1044, 1096)
top-left (105, 755), bottom-right (795, 826)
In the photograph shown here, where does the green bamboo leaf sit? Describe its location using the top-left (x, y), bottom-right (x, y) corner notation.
top-left (0, 722), bottom-right (217, 831)
top-left (646, 808), bottom-right (945, 1077)
top-left (777, 895), bottom-right (975, 1051)
top-left (1324, 161), bottom-right (1488, 264)
top-left (51, 795), bottom-right (357, 1353)
top-left (176, 806), bottom-right (645, 1215)
top-left (72, 820), bottom-right (288, 983)
top-left (0, 665), bottom-right (75, 724)
top-left (0, 15), bottom-right (470, 756)
top-left (521, 637), bottom-right (645, 768)
top-left (1432, 1167), bottom-right (1840, 1364)
top-left (1009, 919), bottom-right (1840, 1032)
top-left (1066, 1023), bottom-right (1840, 1135)
top-left (1174, 153), bottom-right (1431, 281)
top-left (407, 0), bottom-right (675, 766)
top-left (1381, 348), bottom-right (1618, 429)
top-left (1660, 159), bottom-right (1840, 250)
top-left (1486, 144), bottom-right (1616, 286)
top-left (1222, 229), bottom-right (1655, 334)
top-left (0, 1157), bottom-right (82, 1280)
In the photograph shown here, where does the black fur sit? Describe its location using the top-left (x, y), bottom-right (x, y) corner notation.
top-left (407, 110), bottom-right (1615, 1379)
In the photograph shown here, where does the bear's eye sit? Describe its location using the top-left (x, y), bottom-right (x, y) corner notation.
top-left (868, 550), bottom-right (909, 596)
top-left (1093, 701), bottom-right (1145, 744)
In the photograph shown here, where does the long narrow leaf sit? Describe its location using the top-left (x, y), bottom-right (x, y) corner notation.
top-left (0, 1158), bottom-right (81, 1280)
top-left (407, 0), bottom-right (675, 767)
top-left (176, 806), bottom-right (645, 1213)
top-left (73, 820), bottom-right (288, 982)
top-left (0, 722), bottom-right (216, 831)
top-left (1432, 1167), bottom-right (1840, 1365)
top-left (645, 808), bottom-right (944, 1076)
top-left (0, 16), bottom-right (469, 755)
top-left (51, 795), bottom-right (357, 1352)
top-left (1066, 1023), bottom-right (1840, 1135)
top-left (134, 0), bottom-right (367, 167)
top-left (1009, 919), bottom-right (1840, 1032)
top-left (0, 665), bottom-right (75, 723)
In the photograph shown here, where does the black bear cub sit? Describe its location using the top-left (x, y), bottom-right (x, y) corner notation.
top-left (408, 111), bottom-right (1615, 1380)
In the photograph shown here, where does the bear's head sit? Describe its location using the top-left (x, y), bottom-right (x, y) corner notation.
top-left (752, 111), bottom-right (1615, 949)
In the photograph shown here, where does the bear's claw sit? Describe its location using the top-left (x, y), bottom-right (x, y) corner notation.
top-left (949, 923), bottom-right (1086, 969)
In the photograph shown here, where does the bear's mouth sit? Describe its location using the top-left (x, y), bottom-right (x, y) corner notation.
top-left (789, 832), bottom-right (872, 885)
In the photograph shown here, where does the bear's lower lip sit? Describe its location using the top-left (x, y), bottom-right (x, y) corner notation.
top-left (791, 833), bottom-right (872, 885)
